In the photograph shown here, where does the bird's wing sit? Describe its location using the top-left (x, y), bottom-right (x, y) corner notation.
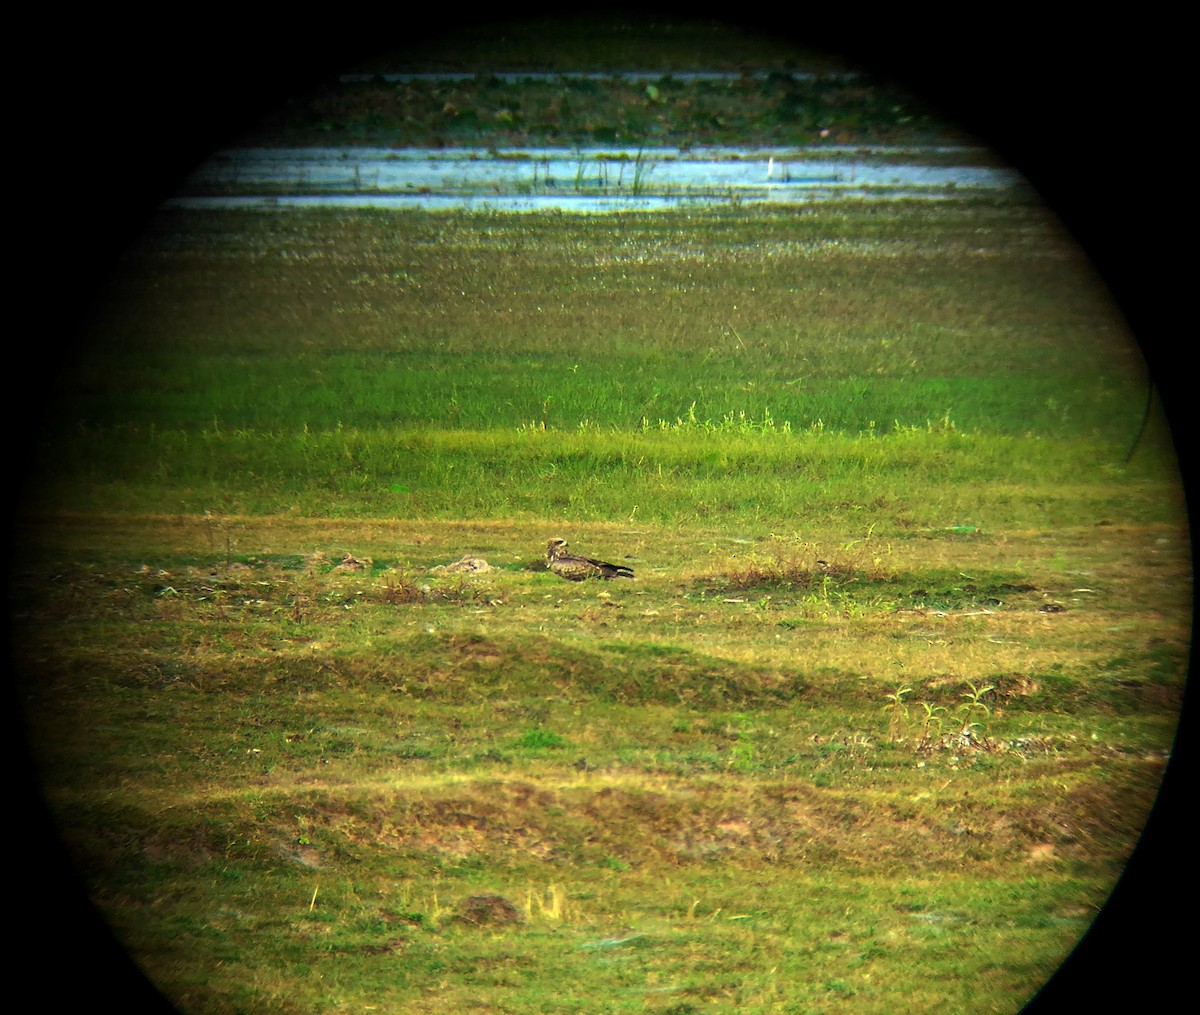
top-left (586, 556), bottom-right (634, 577)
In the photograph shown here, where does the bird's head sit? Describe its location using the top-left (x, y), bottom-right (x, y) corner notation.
top-left (547, 538), bottom-right (569, 558)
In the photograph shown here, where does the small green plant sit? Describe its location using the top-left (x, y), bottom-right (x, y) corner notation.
top-left (915, 701), bottom-right (949, 751)
top-left (954, 680), bottom-right (996, 750)
top-left (882, 683), bottom-right (913, 741)
top-left (886, 682), bottom-right (997, 752)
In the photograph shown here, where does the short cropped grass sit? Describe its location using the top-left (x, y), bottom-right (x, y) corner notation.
top-left (14, 198), bottom-right (1189, 1014)
top-left (14, 515), bottom-right (1188, 1013)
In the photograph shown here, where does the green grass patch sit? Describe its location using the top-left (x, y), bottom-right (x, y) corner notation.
top-left (16, 198), bottom-right (1188, 1013)
top-left (63, 203), bottom-right (1145, 438)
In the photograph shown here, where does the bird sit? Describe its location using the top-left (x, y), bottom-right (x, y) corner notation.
top-left (545, 538), bottom-right (634, 581)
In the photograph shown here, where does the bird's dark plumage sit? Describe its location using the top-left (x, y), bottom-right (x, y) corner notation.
top-left (546, 538), bottom-right (634, 581)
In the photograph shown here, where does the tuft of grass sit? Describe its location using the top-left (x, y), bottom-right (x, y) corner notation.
top-left (513, 728), bottom-right (569, 751)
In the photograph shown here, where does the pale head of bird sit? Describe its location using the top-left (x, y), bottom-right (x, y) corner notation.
top-left (547, 538), bottom-right (569, 559)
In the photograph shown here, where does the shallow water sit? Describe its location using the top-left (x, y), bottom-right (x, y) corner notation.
top-left (176, 145), bottom-right (1025, 213)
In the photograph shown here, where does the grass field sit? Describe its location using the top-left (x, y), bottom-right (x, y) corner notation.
top-left (13, 193), bottom-right (1189, 1014)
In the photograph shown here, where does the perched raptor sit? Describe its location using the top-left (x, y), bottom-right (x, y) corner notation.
top-left (546, 538), bottom-right (635, 581)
